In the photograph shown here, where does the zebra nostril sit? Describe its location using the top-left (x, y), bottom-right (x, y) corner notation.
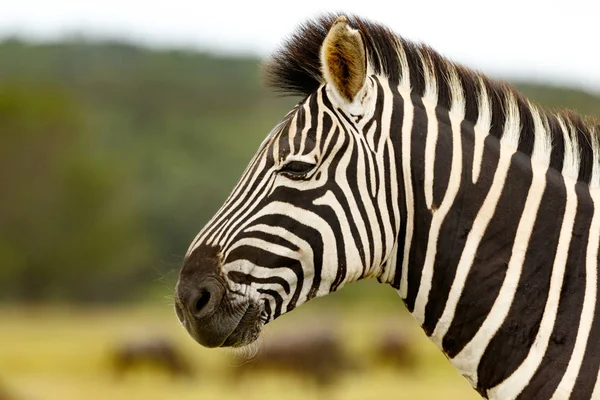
top-left (193, 290), bottom-right (211, 315)
top-left (177, 274), bottom-right (225, 322)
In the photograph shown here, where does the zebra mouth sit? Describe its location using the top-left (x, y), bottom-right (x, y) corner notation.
top-left (176, 296), bottom-right (264, 348)
top-left (221, 301), bottom-right (264, 347)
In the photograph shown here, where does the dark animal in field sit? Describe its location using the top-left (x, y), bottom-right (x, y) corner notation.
top-left (111, 336), bottom-right (193, 378)
top-left (0, 381), bottom-right (15, 400)
top-left (231, 325), bottom-right (353, 388)
top-left (372, 326), bottom-right (417, 371)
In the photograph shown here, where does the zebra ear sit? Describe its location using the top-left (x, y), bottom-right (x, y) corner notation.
top-left (320, 16), bottom-right (367, 103)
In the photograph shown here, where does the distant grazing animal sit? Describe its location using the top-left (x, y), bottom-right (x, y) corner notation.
top-left (372, 326), bottom-right (416, 370)
top-left (174, 13), bottom-right (600, 400)
top-left (232, 326), bottom-right (352, 388)
top-left (0, 381), bottom-right (15, 400)
top-left (112, 337), bottom-right (193, 378)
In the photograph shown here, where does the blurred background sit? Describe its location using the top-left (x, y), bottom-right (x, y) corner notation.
top-left (0, 1), bottom-right (599, 399)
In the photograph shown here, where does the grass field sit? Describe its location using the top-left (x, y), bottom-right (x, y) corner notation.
top-left (0, 300), bottom-right (479, 400)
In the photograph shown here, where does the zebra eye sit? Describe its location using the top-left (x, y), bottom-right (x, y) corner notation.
top-left (279, 160), bottom-right (316, 179)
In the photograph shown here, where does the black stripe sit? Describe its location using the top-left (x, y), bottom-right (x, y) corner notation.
top-left (226, 243), bottom-right (304, 312)
top-left (371, 80), bottom-right (385, 148)
top-left (235, 230), bottom-right (299, 253)
top-left (317, 192), bottom-right (348, 293)
top-left (477, 167), bottom-right (566, 390)
top-left (292, 100), bottom-right (307, 151)
top-left (432, 55), bottom-right (452, 112)
top-left (517, 182), bottom-right (592, 399)
top-left (344, 128), bottom-right (375, 271)
top-left (390, 88), bottom-right (407, 289)
top-left (423, 117), bottom-right (486, 335)
top-left (431, 107), bottom-right (451, 209)
top-left (575, 119), bottom-right (594, 184)
top-left (516, 98), bottom-right (535, 157)
top-left (228, 271), bottom-right (291, 295)
top-left (262, 298), bottom-right (272, 321)
top-left (214, 173), bottom-right (276, 246)
top-left (488, 86), bottom-right (507, 140)
top-left (200, 146), bottom-right (271, 241)
top-left (326, 134), bottom-right (368, 271)
top-left (548, 115), bottom-right (565, 172)
top-left (404, 94), bottom-right (431, 312)
top-left (571, 231), bottom-right (600, 398)
top-left (257, 288), bottom-right (285, 319)
top-left (243, 210), bottom-right (323, 311)
top-left (383, 141), bottom-right (398, 240)
top-left (444, 149), bottom-right (533, 357)
top-left (403, 44), bottom-right (426, 98)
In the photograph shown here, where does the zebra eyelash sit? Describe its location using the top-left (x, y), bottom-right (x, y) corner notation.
top-left (278, 160), bottom-right (317, 180)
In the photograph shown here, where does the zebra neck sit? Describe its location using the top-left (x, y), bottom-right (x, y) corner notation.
top-left (388, 92), bottom-right (600, 398)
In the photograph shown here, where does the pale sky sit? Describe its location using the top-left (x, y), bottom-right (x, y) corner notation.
top-left (1, 0), bottom-right (599, 92)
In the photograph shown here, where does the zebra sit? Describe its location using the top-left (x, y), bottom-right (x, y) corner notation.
top-left (174, 14), bottom-right (600, 399)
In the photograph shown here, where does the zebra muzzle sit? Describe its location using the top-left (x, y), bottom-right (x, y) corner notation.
top-left (175, 244), bottom-right (262, 348)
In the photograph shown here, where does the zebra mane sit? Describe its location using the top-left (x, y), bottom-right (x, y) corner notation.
top-left (263, 14), bottom-right (600, 187)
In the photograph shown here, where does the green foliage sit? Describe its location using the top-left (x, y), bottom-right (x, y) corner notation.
top-left (0, 38), bottom-right (598, 302)
top-left (0, 83), bottom-right (151, 301)
top-left (516, 82), bottom-right (600, 118)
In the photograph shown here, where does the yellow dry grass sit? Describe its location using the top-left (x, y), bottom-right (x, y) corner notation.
top-left (0, 302), bottom-right (480, 400)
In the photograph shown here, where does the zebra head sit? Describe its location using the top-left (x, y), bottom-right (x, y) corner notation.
top-left (175, 16), bottom-right (400, 348)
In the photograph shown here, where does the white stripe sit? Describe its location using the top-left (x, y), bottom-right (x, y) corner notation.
top-left (203, 151), bottom-right (271, 247)
top-left (223, 236), bottom-right (305, 313)
top-left (332, 129), bottom-right (371, 269)
top-left (431, 144), bottom-right (514, 347)
top-left (551, 190), bottom-right (599, 399)
top-left (201, 116), bottom-right (290, 246)
top-left (218, 169), bottom-right (277, 248)
top-left (218, 90), bottom-right (334, 250)
top-left (287, 110), bottom-right (298, 154)
top-left (399, 86), bottom-right (414, 298)
top-left (297, 101), bottom-right (311, 155)
top-left (488, 180), bottom-right (578, 400)
top-left (387, 136), bottom-right (402, 271)
top-left (421, 49), bottom-right (439, 210)
top-left (447, 67), bottom-right (466, 117)
top-left (378, 81), bottom-right (402, 282)
top-left (590, 127), bottom-right (600, 188)
top-left (187, 145), bottom-right (270, 253)
top-left (500, 93), bottom-right (521, 149)
top-left (229, 202), bottom-right (338, 306)
top-left (591, 369), bottom-right (600, 399)
top-left (376, 80), bottom-right (398, 268)
top-left (335, 113), bottom-right (383, 269)
top-left (393, 40), bottom-right (411, 90)
top-left (472, 77), bottom-right (492, 184)
top-left (364, 121), bottom-right (379, 197)
top-left (412, 70), bottom-right (465, 323)
top-left (221, 105), bottom-right (342, 251)
top-left (559, 118), bottom-right (580, 180)
top-left (530, 105), bottom-right (552, 167)
top-left (419, 49), bottom-right (438, 105)
top-left (314, 190), bottom-right (363, 284)
top-left (423, 101), bottom-right (439, 210)
top-left (430, 96), bottom-right (520, 345)
top-left (412, 108), bottom-right (463, 325)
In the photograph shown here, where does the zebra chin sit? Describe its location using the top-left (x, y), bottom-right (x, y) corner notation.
top-left (175, 244), bottom-right (265, 348)
top-left (174, 298), bottom-right (264, 348)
